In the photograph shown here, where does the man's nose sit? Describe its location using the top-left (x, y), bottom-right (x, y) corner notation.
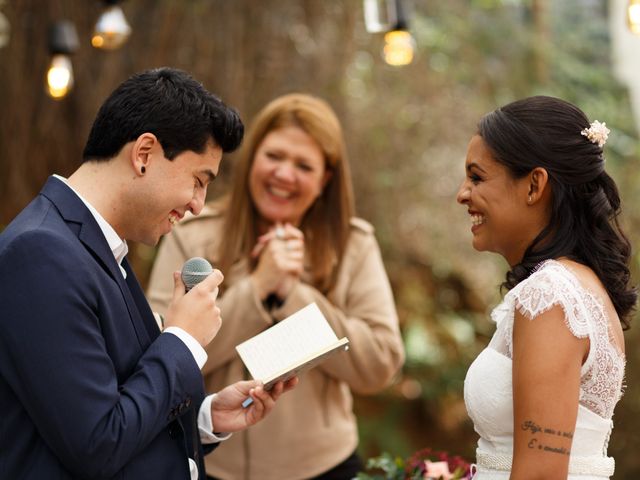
top-left (189, 187), bottom-right (206, 215)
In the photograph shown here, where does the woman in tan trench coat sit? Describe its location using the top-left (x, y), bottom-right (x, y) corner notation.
top-left (147, 93), bottom-right (405, 480)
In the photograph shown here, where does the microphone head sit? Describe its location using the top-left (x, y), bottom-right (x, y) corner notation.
top-left (181, 257), bottom-right (214, 291)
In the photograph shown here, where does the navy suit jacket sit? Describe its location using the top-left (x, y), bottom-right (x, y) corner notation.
top-left (0, 177), bottom-right (215, 479)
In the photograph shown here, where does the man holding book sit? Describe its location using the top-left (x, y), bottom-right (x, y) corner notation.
top-left (0, 68), bottom-right (296, 480)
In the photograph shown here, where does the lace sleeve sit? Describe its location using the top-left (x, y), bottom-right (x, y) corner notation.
top-left (493, 263), bottom-right (593, 358)
top-left (512, 265), bottom-right (592, 337)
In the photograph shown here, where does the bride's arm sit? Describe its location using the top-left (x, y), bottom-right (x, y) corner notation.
top-left (510, 304), bottom-right (588, 480)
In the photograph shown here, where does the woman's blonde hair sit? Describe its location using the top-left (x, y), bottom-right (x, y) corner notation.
top-left (217, 93), bottom-right (355, 294)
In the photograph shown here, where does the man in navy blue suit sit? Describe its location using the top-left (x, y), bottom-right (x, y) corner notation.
top-left (0, 68), bottom-right (296, 479)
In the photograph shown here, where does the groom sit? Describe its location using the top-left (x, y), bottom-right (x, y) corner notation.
top-left (0, 67), bottom-right (296, 479)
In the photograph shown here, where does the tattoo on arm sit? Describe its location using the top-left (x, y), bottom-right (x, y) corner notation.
top-left (521, 420), bottom-right (572, 456)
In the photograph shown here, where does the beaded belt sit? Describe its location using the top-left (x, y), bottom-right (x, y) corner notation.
top-left (476, 450), bottom-right (614, 477)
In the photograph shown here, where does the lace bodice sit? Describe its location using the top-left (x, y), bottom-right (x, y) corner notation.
top-left (464, 260), bottom-right (625, 478)
top-left (487, 259), bottom-right (625, 419)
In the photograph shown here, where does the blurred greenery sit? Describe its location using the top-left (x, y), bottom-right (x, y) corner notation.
top-left (1, 0), bottom-right (639, 477)
top-left (356, 450), bottom-right (471, 479)
top-left (345, 1), bottom-right (640, 477)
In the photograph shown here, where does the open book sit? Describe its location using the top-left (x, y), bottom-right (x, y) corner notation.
top-left (236, 302), bottom-right (350, 390)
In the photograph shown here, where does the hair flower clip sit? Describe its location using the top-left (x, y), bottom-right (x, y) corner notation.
top-left (581, 120), bottom-right (610, 148)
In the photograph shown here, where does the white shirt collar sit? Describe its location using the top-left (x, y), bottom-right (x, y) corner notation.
top-left (53, 175), bottom-right (129, 278)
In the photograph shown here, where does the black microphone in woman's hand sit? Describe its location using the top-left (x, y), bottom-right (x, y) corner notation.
top-left (181, 257), bottom-right (214, 292)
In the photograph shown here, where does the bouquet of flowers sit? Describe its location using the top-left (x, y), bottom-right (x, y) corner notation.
top-left (356, 448), bottom-right (472, 480)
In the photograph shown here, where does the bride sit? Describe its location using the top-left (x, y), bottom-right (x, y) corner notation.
top-left (457, 96), bottom-right (636, 479)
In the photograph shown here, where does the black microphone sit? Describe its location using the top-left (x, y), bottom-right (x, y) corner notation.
top-left (181, 257), bottom-right (214, 292)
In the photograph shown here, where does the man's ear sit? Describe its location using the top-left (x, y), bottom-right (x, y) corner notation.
top-left (527, 167), bottom-right (549, 204)
top-left (131, 133), bottom-right (160, 176)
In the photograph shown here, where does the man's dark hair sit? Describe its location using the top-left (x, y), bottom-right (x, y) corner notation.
top-left (82, 67), bottom-right (244, 161)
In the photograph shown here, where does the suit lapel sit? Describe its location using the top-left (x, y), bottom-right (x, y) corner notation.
top-left (123, 258), bottom-right (161, 341)
top-left (40, 177), bottom-right (154, 348)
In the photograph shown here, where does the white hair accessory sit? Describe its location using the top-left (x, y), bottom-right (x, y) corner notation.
top-left (581, 120), bottom-right (610, 148)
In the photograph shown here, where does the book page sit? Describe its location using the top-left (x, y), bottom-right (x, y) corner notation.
top-left (259, 337), bottom-right (349, 389)
top-left (235, 302), bottom-right (349, 384)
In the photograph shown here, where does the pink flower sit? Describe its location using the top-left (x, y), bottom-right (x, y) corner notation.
top-left (424, 460), bottom-right (454, 480)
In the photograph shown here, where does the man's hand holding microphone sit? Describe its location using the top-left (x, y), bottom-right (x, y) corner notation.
top-left (163, 257), bottom-right (223, 346)
top-left (163, 257), bottom-right (297, 432)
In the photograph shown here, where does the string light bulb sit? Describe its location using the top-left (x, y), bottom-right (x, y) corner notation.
top-left (382, 0), bottom-right (415, 66)
top-left (92, 1), bottom-right (131, 50)
top-left (46, 20), bottom-right (79, 100)
top-left (47, 55), bottom-right (74, 99)
top-left (383, 29), bottom-right (415, 66)
top-left (628, 0), bottom-right (640, 35)
top-left (0, 0), bottom-right (9, 49)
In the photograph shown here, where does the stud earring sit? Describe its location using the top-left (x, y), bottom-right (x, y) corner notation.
top-left (528, 195), bottom-right (533, 204)
top-left (141, 166), bottom-right (146, 174)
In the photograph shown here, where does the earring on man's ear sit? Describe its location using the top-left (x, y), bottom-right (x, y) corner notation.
top-left (528, 195), bottom-right (533, 204)
top-left (141, 166), bottom-right (146, 175)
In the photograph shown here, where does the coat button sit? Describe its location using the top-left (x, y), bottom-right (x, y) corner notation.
top-left (168, 422), bottom-right (181, 438)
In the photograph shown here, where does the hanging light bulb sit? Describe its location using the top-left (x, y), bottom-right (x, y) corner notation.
top-left (46, 20), bottom-right (79, 100)
top-left (92, 1), bottom-right (131, 50)
top-left (0, 0), bottom-right (9, 50)
top-left (382, 0), bottom-right (415, 66)
top-left (383, 30), bottom-right (416, 66)
top-left (47, 55), bottom-right (74, 99)
top-left (628, 0), bottom-right (640, 35)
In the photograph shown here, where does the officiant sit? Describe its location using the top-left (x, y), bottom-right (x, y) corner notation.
top-left (147, 93), bottom-right (405, 480)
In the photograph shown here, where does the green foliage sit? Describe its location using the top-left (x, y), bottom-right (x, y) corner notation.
top-left (356, 452), bottom-right (406, 480)
top-left (357, 449), bottom-right (472, 480)
top-left (353, 1), bottom-right (640, 478)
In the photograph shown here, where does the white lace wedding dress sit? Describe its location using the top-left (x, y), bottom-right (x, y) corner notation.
top-left (464, 260), bottom-right (625, 479)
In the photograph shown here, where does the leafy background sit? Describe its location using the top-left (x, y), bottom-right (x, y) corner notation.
top-left (1, 0), bottom-right (640, 477)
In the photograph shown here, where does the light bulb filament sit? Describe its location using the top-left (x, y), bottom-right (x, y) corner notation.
top-left (383, 30), bottom-right (415, 66)
top-left (629, 1), bottom-right (640, 34)
top-left (46, 54), bottom-right (73, 99)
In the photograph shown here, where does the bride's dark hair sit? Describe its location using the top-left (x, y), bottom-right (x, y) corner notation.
top-left (478, 95), bottom-right (636, 328)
